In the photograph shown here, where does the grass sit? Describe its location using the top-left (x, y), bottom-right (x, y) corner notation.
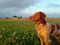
top-left (0, 18), bottom-right (60, 45)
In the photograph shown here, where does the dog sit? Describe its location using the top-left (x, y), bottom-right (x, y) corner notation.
top-left (29, 12), bottom-right (60, 45)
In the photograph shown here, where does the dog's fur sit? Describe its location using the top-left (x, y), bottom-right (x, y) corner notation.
top-left (29, 12), bottom-right (60, 45)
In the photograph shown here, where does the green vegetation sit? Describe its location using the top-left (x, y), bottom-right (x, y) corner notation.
top-left (0, 18), bottom-right (60, 45)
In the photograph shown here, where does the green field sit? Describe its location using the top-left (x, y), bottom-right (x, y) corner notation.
top-left (0, 18), bottom-right (60, 45)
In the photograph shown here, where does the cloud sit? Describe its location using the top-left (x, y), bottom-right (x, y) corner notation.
top-left (0, 0), bottom-right (37, 8)
top-left (0, 0), bottom-right (38, 18)
top-left (0, 8), bottom-right (19, 17)
top-left (47, 3), bottom-right (60, 8)
top-left (47, 13), bottom-right (60, 18)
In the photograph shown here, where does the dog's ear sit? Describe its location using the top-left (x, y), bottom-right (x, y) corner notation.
top-left (39, 12), bottom-right (46, 20)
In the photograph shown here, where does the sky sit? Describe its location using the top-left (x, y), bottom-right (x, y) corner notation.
top-left (0, 0), bottom-right (60, 18)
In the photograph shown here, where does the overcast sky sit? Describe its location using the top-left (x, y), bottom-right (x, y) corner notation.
top-left (0, 0), bottom-right (60, 18)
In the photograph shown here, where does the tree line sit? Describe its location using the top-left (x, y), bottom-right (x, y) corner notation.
top-left (5, 16), bottom-right (22, 19)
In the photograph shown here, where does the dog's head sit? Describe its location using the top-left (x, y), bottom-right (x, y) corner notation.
top-left (29, 12), bottom-right (46, 23)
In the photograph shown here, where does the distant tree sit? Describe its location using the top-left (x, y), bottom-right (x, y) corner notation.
top-left (13, 16), bottom-right (17, 18)
top-left (5, 17), bottom-right (9, 19)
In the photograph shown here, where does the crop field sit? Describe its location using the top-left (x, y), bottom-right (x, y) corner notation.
top-left (0, 18), bottom-right (60, 45)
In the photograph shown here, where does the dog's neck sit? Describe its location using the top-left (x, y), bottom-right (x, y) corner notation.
top-left (40, 19), bottom-right (46, 24)
top-left (35, 20), bottom-right (47, 30)
top-left (35, 19), bottom-right (47, 26)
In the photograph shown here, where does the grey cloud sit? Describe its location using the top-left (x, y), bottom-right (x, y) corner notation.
top-left (47, 13), bottom-right (60, 18)
top-left (0, 7), bottom-right (23, 16)
top-left (0, 0), bottom-right (37, 8)
top-left (0, 8), bottom-right (19, 18)
top-left (0, 0), bottom-right (38, 18)
top-left (47, 3), bottom-right (60, 8)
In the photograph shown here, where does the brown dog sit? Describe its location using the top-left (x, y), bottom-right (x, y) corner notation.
top-left (29, 12), bottom-right (60, 45)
